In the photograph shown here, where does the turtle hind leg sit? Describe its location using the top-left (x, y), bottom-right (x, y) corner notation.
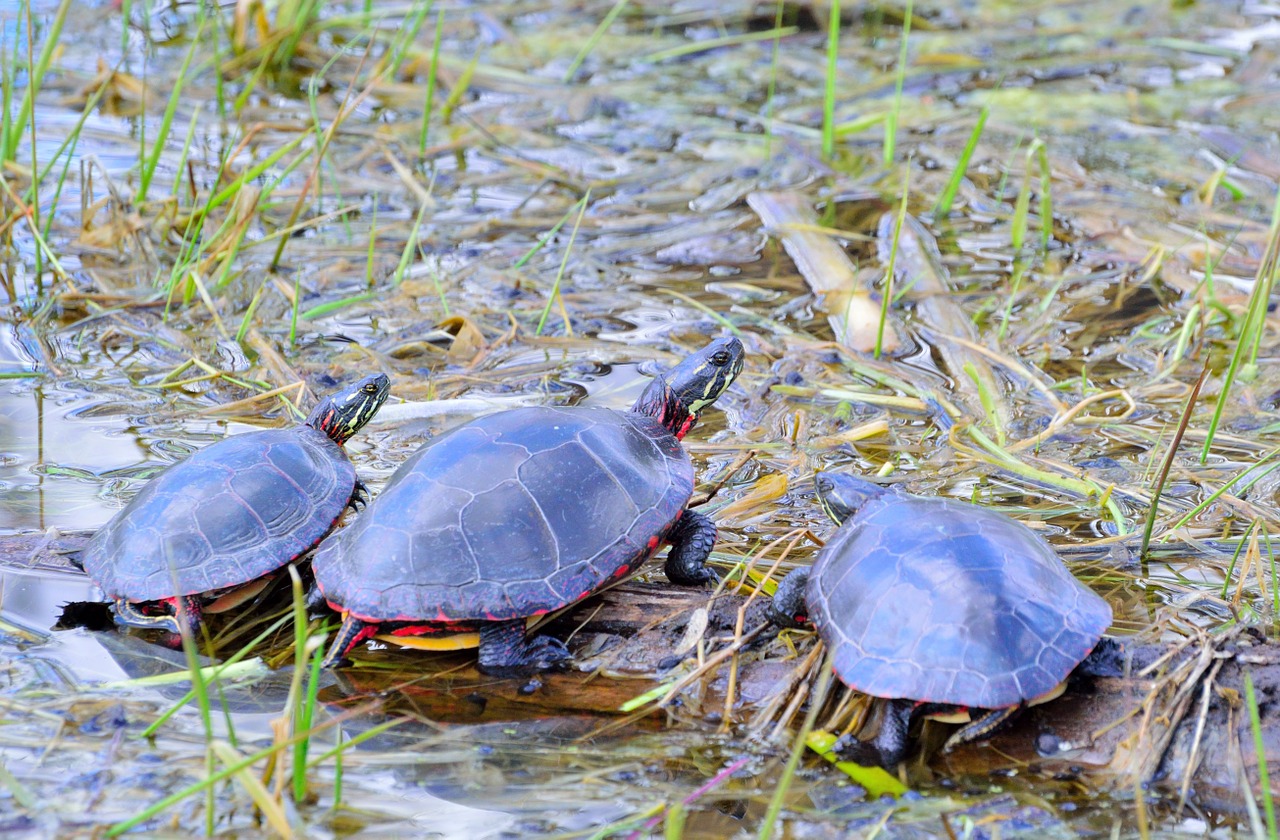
top-left (321, 613), bottom-right (375, 669)
top-left (942, 705), bottom-right (1022, 752)
top-left (664, 509), bottom-right (718, 585)
top-left (835, 699), bottom-right (914, 768)
top-left (111, 595), bottom-right (202, 638)
top-left (477, 620), bottom-right (570, 676)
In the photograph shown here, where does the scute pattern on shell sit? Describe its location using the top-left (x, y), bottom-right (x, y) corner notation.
top-left (807, 491), bottom-right (1113, 709)
top-left (314, 406), bottom-right (694, 622)
top-left (81, 427), bottom-right (356, 601)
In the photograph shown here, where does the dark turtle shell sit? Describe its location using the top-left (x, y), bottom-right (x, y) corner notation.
top-left (808, 489), bottom-right (1112, 709)
top-left (313, 405), bottom-right (693, 622)
top-left (82, 427), bottom-right (358, 602)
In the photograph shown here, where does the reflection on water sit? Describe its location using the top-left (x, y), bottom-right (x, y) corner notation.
top-left (0, 379), bottom-right (150, 532)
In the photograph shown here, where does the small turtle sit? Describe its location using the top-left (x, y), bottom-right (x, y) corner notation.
top-left (80, 374), bottom-right (390, 636)
top-left (313, 336), bottom-right (746, 674)
top-left (770, 471), bottom-right (1115, 767)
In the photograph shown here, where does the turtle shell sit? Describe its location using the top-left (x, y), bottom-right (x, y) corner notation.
top-left (82, 427), bottom-right (358, 602)
top-left (313, 405), bottom-right (694, 622)
top-left (808, 489), bottom-right (1112, 709)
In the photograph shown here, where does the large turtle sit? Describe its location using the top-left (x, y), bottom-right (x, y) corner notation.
top-left (80, 374), bottom-right (390, 636)
top-left (770, 471), bottom-right (1115, 767)
top-left (313, 336), bottom-right (745, 674)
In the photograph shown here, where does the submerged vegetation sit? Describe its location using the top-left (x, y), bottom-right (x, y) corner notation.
top-left (0, 0), bottom-right (1278, 836)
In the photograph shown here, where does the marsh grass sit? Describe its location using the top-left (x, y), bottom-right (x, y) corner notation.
top-left (1201, 190), bottom-right (1280, 462)
top-left (0, 0), bottom-right (68, 167)
top-left (934, 107), bottom-right (989, 218)
top-left (536, 190), bottom-right (591, 335)
top-left (757, 652), bottom-right (834, 840)
top-left (418, 8), bottom-right (445, 157)
top-left (137, 13), bottom-right (204, 204)
top-left (884, 0), bottom-right (914, 166)
top-left (821, 0), bottom-right (840, 161)
top-left (565, 0), bottom-right (629, 83)
top-left (876, 167), bottom-right (911, 358)
top-left (1139, 364), bottom-right (1209, 561)
top-left (5, 0), bottom-right (1280, 835)
top-left (1244, 673), bottom-right (1278, 840)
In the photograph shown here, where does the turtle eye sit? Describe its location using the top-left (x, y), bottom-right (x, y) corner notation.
top-left (711, 351), bottom-right (731, 366)
top-left (363, 383), bottom-right (379, 393)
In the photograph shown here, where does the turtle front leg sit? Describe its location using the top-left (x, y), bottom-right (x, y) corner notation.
top-left (767, 569), bottom-right (811, 628)
top-left (664, 509), bottom-right (718, 585)
top-left (111, 595), bottom-right (202, 638)
top-left (835, 698), bottom-right (914, 768)
top-left (321, 613), bottom-right (375, 668)
top-left (477, 620), bottom-right (570, 676)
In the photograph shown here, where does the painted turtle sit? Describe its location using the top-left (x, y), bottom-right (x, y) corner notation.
top-left (770, 471), bottom-right (1114, 767)
top-left (81, 374), bottom-right (390, 636)
top-left (313, 336), bottom-right (746, 674)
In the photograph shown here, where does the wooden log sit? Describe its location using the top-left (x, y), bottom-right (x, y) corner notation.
top-left (2, 531), bottom-right (1275, 813)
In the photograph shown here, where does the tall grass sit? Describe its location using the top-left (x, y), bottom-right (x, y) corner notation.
top-left (1244, 672), bottom-right (1278, 840)
top-left (0, 0), bottom-right (70, 166)
top-left (564, 0), bottom-right (629, 82)
top-left (536, 189), bottom-right (591, 336)
top-left (883, 0), bottom-right (913, 166)
top-left (821, 0), bottom-right (840, 161)
top-left (1200, 186), bottom-right (1280, 462)
top-left (762, 0), bottom-right (785, 161)
top-left (419, 8), bottom-right (445, 156)
top-left (933, 106), bottom-right (989, 219)
top-left (137, 13), bottom-right (204, 203)
top-left (876, 168), bottom-right (911, 358)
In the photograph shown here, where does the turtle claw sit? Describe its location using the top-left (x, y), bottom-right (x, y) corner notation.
top-left (348, 481), bottom-right (369, 512)
top-left (524, 635), bottom-right (572, 671)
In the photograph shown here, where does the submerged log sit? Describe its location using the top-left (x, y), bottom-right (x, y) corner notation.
top-left (3, 531), bottom-right (1275, 813)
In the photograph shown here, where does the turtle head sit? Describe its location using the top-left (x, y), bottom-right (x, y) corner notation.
top-left (767, 568), bottom-right (811, 629)
top-left (814, 471), bottom-right (888, 525)
top-left (306, 373), bottom-right (390, 445)
top-left (631, 336), bottom-right (745, 439)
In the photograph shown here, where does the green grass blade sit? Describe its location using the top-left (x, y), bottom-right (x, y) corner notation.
top-left (1037, 140), bottom-right (1053, 251)
top-left (1139, 365), bottom-right (1209, 561)
top-left (419, 8), bottom-right (445, 156)
top-left (757, 652), bottom-right (835, 840)
top-left (536, 189), bottom-right (591, 336)
top-left (822, 0), bottom-right (840, 161)
top-left (1244, 672), bottom-right (1278, 840)
top-left (876, 167), bottom-right (911, 358)
top-left (883, 0), bottom-right (913, 165)
top-left (564, 0), bottom-right (629, 83)
top-left (137, 15), bottom-right (203, 203)
top-left (934, 106), bottom-right (989, 218)
top-left (5, 0), bottom-right (69, 163)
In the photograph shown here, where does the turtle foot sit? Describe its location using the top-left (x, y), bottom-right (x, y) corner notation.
top-left (348, 480), bottom-right (369, 512)
top-left (111, 596), bottom-right (200, 638)
top-left (831, 733), bottom-right (893, 769)
top-left (1076, 635), bottom-right (1125, 679)
top-left (832, 699), bottom-right (913, 769)
top-left (664, 509), bottom-right (718, 586)
top-left (477, 622), bottom-right (571, 676)
top-left (320, 614), bottom-right (374, 669)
